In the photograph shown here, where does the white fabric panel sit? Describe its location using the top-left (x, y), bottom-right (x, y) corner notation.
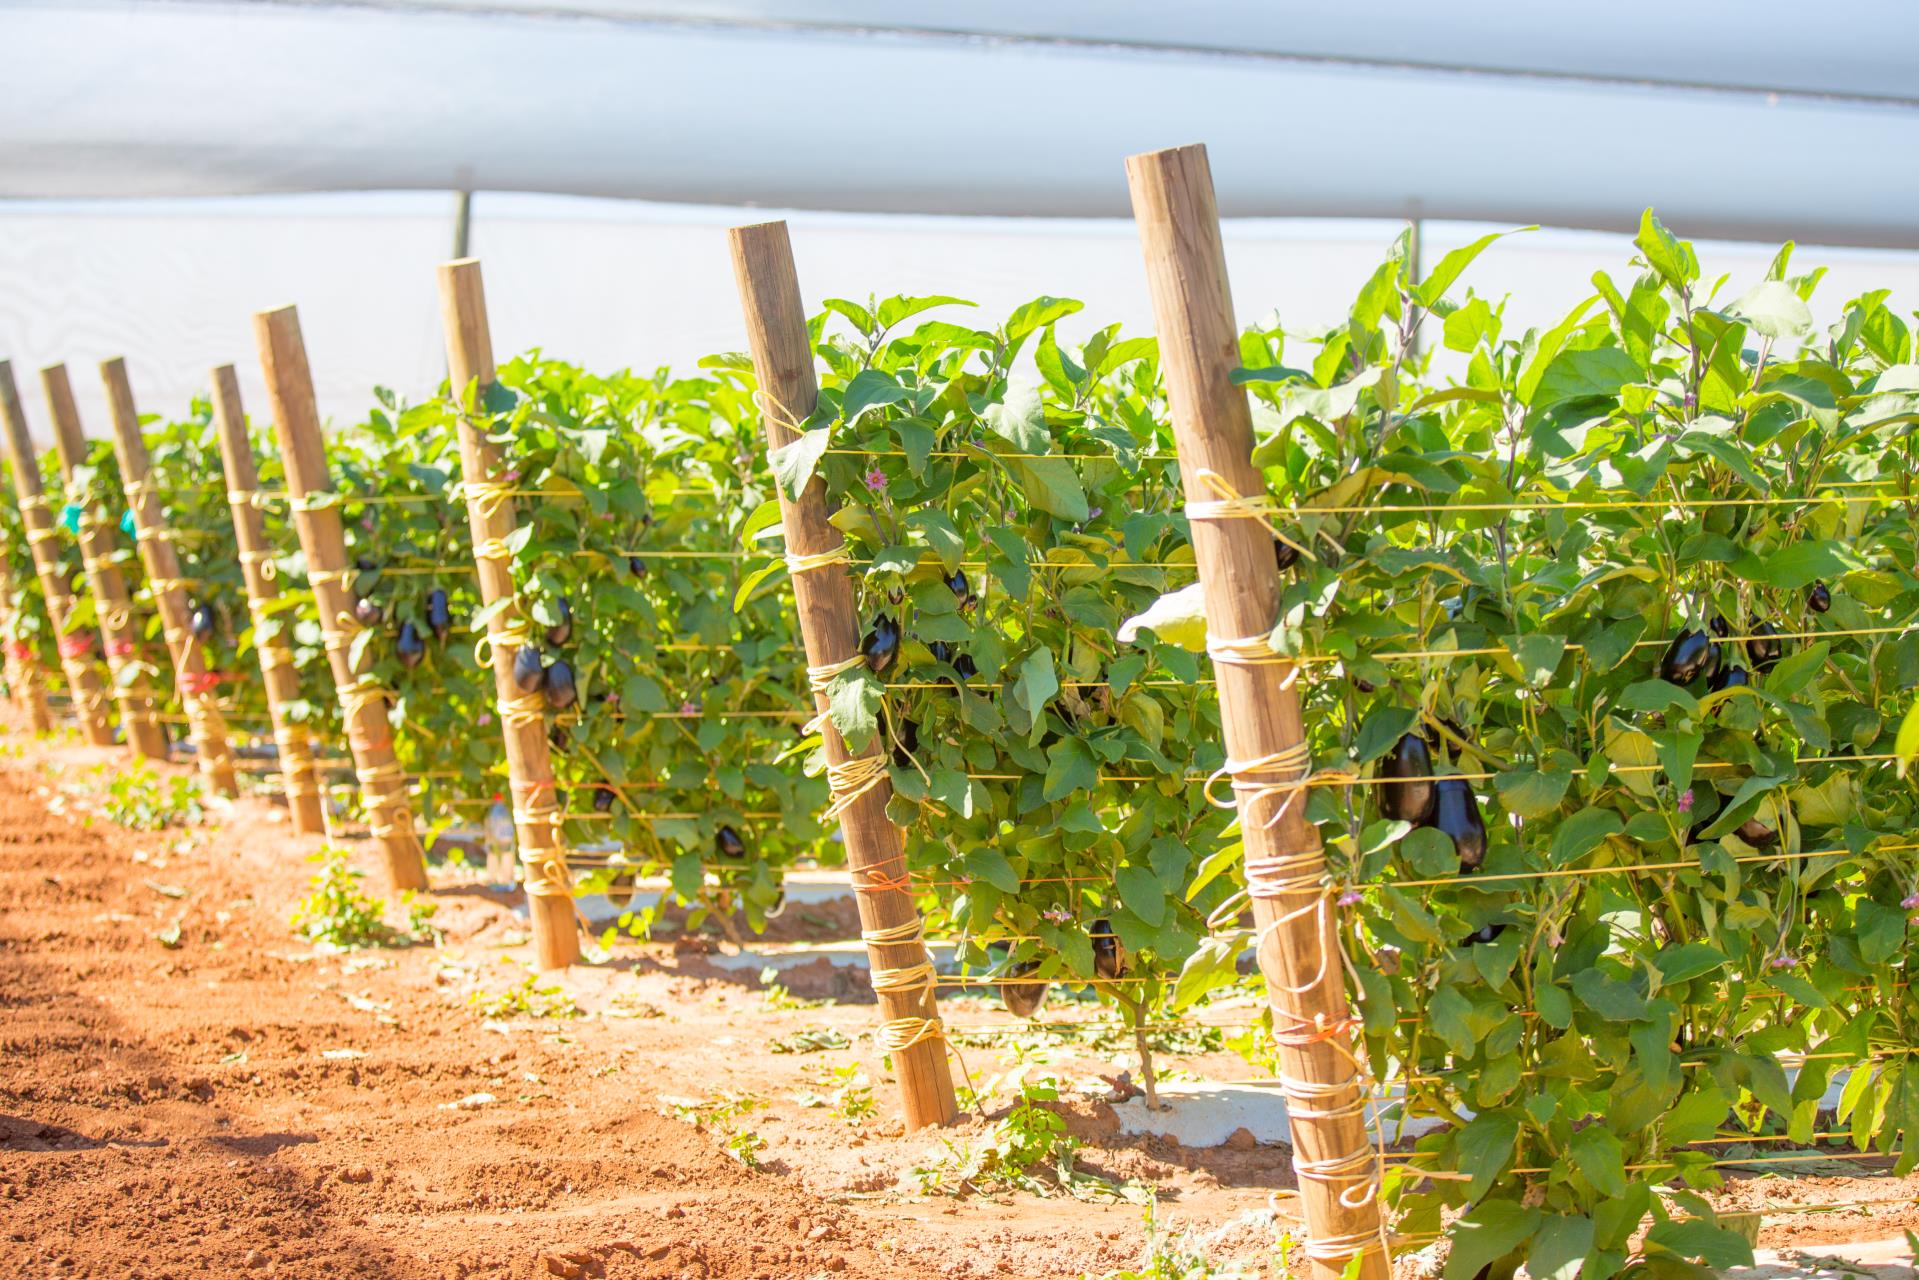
top-left (3, 1), bottom-right (1917, 246)
top-left (3, 193), bottom-right (1915, 441)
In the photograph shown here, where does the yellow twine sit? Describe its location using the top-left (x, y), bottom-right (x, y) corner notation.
top-left (1186, 468), bottom-right (1316, 563)
top-left (458, 478), bottom-right (515, 521)
top-left (498, 690), bottom-right (546, 729)
top-left (239, 548), bottom-right (278, 581)
top-left (802, 653), bottom-right (864, 737)
top-left (473, 611), bottom-right (533, 668)
top-left (824, 752), bottom-right (888, 821)
top-left (785, 544), bottom-right (852, 576)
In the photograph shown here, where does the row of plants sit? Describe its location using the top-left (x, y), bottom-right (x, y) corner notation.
top-left (4, 214), bottom-right (1917, 1276)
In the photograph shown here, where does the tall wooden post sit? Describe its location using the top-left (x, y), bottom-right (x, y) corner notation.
top-left (0, 552), bottom-right (53, 732)
top-left (0, 360), bottom-right (114, 743)
top-left (436, 259), bottom-right (579, 969)
top-left (40, 363), bottom-right (171, 761)
top-left (100, 358), bottom-right (239, 797)
top-left (728, 222), bottom-right (958, 1131)
top-left (252, 306), bottom-right (428, 892)
top-left (209, 365), bottom-right (326, 833)
top-left (1127, 145), bottom-right (1388, 1278)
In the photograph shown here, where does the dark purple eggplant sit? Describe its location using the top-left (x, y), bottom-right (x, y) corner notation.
top-left (889, 715), bottom-right (919, 769)
top-left (188, 601), bottom-right (216, 641)
top-left (1709, 615), bottom-right (1731, 639)
top-left (1353, 676), bottom-right (1376, 694)
top-left (545, 596), bottom-right (573, 647)
top-left (715, 824), bottom-right (747, 859)
top-left (1708, 664), bottom-right (1751, 696)
top-left (885, 586), bottom-right (905, 606)
top-left (1807, 582), bottom-right (1831, 614)
top-left (1735, 818), bottom-right (1777, 848)
top-left (953, 652), bottom-right (978, 680)
top-left (511, 645), bottom-right (546, 692)
top-left (860, 613), bottom-right (901, 675)
top-left (1273, 538), bottom-right (1301, 572)
top-left (1090, 918), bottom-right (1128, 980)
top-left (989, 943), bottom-right (1049, 1018)
top-left (627, 555), bottom-right (648, 579)
top-left (1422, 716), bottom-right (1471, 761)
top-left (548, 723), bottom-right (569, 751)
top-left (592, 785), bottom-right (616, 814)
top-left (1379, 733), bottom-right (1437, 824)
top-left (426, 589), bottom-right (451, 642)
top-left (1659, 629), bottom-right (1719, 685)
top-left (1746, 621), bottom-right (1784, 673)
top-left (354, 555), bottom-right (377, 572)
top-left (1430, 778), bottom-right (1487, 872)
top-left (1464, 923), bottom-right (1507, 945)
top-left (945, 568), bottom-right (975, 608)
top-left (395, 621), bottom-right (426, 669)
top-left (544, 658), bottom-right (578, 710)
top-left (353, 596), bottom-right (384, 627)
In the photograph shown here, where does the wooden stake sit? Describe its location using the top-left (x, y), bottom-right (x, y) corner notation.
top-left (0, 550), bottom-right (53, 732)
top-left (209, 365), bottom-right (326, 833)
top-left (728, 222), bottom-right (958, 1131)
top-left (1125, 144), bottom-right (1389, 1280)
top-left (40, 363), bottom-right (171, 761)
top-left (0, 360), bottom-right (114, 744)
top-left (100, 358), bottom-right (239, 797)
top-left (435, 258), bottom-right (579, 970)
top-left (252, 306), bottom-right (428, 893)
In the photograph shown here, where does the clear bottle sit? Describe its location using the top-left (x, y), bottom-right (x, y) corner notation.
top-left (484, 793), bottom-right (516, 886)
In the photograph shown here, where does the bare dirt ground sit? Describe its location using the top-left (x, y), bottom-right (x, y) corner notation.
top-left (1, 722), bottom-right (1915, 1279)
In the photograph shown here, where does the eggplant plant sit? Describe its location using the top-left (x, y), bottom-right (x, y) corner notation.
top-left (1124, 213), bottom-right (1919, 1275)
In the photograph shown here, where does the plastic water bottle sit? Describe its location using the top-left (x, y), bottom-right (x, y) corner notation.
top-left (484, 794), bottom-right (516, 886)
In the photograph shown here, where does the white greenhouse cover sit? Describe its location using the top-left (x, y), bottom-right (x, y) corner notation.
top-left (4, 1), bottom-right (1919, 246)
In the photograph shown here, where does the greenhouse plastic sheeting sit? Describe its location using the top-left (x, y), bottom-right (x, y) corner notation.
top-left (3, 0), bottom-right (1918, 246)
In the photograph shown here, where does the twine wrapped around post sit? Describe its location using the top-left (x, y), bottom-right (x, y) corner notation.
top-left (100, 358), bottom-right (238, 797)
top-left (0, 550), bottom-right (53, 732)
top-left (0, 368), bottom-right (112, 743)
top-left (435, 258), bottom-right (578, 970)
top-left (252, 305), bottom-right (427, 892)
top-left (728, 220), bottom-right (958, 1131)
top-left (209, 365), bottom-right (325, 831)
top-left (39, 362), bottom-right (169, 760)
top-left (1126, 144), bottom-right (1389, 1280)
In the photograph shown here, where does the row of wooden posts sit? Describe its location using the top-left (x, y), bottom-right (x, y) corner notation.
top-left (0, 146), bottom-right (1384, 1277)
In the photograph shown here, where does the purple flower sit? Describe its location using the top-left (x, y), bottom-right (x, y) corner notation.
top-left (1676, 789), bottom-right (1694, 814)
top-left (1337, 889), bottom-right (1363, 907)
top-left (864, 467), bottom-right (888, 493)
top-left (1903, 893), bottom-right (1919, 910)
top-left (1087, 506), bottom-right (1103, 521)
top-left (1771, 955), bottom-right (1799, 970)
top-left (476, 712), bottom-right (492, 727)
top-left (678, 700), bottom-right (699, 716)
top-left (1043, 905), bottom-right (1071, 923)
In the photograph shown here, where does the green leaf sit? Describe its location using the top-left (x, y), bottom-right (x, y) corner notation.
top-left (825, 669), bottom-right (882, 751)
top-left (1457, 1112), bottom-right (1520, 1201)
top-left (982, 381), bottom-right (1051, 454)
top-left (1897, 701), bottom-right (1919, 778)
top-left (1414, 228), bottom-right (1531, 308)
top-left (738, 498), bottom-right (785, 546)
top-left (1728, 280), bottom-right (1813, 339)
top-left (1736, 539), bottom-right (1868, 590)
top-left (1646, 1221), bottom-right (1755, 1271)
top-left (1570, 1125), bottom-right (1629, 1198)
top-left (1549, 808), bottom-right (1623, 865)
top-left (1115, 864), bottom-right (1166, 928)
top-left (1506, 632), bottom-right (1567, 687)
top-left (1534, 346), bottom-right (1640, 407)
top-left (1011, 647), bottom-right (1058, 716)
top-left (961, 847), bottom-right (1019, 893)
top-left (769, 427), bottom-right (830, 501)
top-left (1042, 737), bottom-right (1100, 802)
top-left (1636, 209), bottom-right (1698, 290)
top-left (905, 509), bottom-right (965, 574)
top-left (1444, 1201), bottom-right (1542, 1280)
top-left (1572, 968), bottom-right (1648, 1022)
top-left (1495, 768), bottom-right (1571, 819)
top-left (1009, 456), bottom-right (1088, 522)
top-left (1652, 943), bottom-right (1729, 988)
top-left (1529, 1214), bottom-right (1596, 1280)
top-left (1353, 706), bottom-right (1418, 765)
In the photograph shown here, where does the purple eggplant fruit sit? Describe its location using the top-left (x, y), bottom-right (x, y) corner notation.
top-left (1379, 733), bottom-right (1437, 824)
